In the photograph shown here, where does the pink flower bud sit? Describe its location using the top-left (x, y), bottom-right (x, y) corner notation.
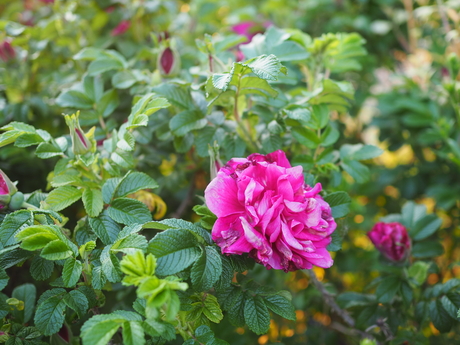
top-left (64, 113), bottom-right (94, 156)
top-left (157, 45), bottom-right (181, 77)
top-left (368, 222), bottom-right (411, 262)
top-left (111, 20), bottom-right (130, 36)
top-left (0, 40), bottom-right (15, 62)
top-left (204, 150), bottom-right (336, 272)
top-left (0, 170), bottom-right (18, 210)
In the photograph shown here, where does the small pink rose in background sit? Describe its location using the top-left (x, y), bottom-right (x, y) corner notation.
top-left (0, 40), bottom-right (16, 62)
top-left (368, 222), bottom-right (411, 262)
top-left (231, 21), bottom-right (271, 61)
top-left (111, 20), bottom-right (130, 36)
top-left (205, 150), bottom-right (336, 272)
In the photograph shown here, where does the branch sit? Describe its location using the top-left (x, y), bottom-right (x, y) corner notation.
top-left (305, 269), bottom-right (377, 341)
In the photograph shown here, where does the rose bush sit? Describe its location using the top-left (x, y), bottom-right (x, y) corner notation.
top-left (205, 150), bottom-right (336, 271)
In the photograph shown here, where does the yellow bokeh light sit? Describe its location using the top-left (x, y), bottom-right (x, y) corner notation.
top-left (258, 335), bottom-right (269, 344)
top-left (236, 327), bottom-right (245, 334)
top-left (180, 4), bottom-right (190, 12)
top-left (313, 266), bottom-right (325, 281)
top-left (354, 214), bottom-right (364, 223)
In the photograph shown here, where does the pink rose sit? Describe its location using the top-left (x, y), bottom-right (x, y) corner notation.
top-left (368, 222), bottom-right (411, 262)
top-left (0, 40), bottom-right (15, 62)
top-left (111, 20), bottom-right (130, 36)
top-left (204, 150), bottom-right (337, 272)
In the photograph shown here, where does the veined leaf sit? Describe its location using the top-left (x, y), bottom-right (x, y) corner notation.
top-left (83, 188), bottom-right (104, 218)
top-left (244, 295), bottom-right (270, 335)
top-left (107, 198), bottom-right (152, 225)
top-left (191, 246), bottom-right (222, 291)
top-left (45, 186), bottom-right (83, 212)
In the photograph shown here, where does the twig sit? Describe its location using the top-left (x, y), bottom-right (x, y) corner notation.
top-left (305, 269), bottom-right (378, 341)
top-left (306, 269), bottom-right (355, 327)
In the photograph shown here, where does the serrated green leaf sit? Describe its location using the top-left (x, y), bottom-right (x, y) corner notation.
top-left (122, 321), bottom-right (145, 345)
top-left (410, 214), bottom-right (442, 241)
top-left (88, 58), bottom-right (124, 76)
top-left (111, 150), bottom-right (134, 169)
top-left (64, 290), bottom-right (88, 318)
top-left (401, 201), bottom-right (427, 229)
top-left (429, 299), bottom-right (453, 333)
top-left (81, 317), bottom-right (121, 345)
top-left (148, 229), bottom-right (201, 276)
top-left (100, 246), bottom-right (122, 283)
top-left (35, 142), bottom-right (63, 159)
top-left (441, 293), bottom-right (460, 319)
top-left (112, 234), bottom-right (148, 254)
top-left (0, 210), bottom-right (33, 247)
top-left (412, 241), bottom-right (444, 258)
top-left (62, 258), bottom-right (83, 287)
top-left (376, 276), bottom-right (400, 303)
top-left (263, 294), bottom-right (296, 321)
top-left (45, 186), bottom-right (82, 212)
top-left (41, 240), bottom-right (74, 261)
top-left (408, 261), bottom-right (430, 286)
top-left (202, 294), bottom-right (223, 323)
top-left (107, 198), bottom-right (152, 225)
top-left (34, 288), bottom-right (67, 336)
top-left (0, 268), bottom-right (8, 291)
top-left (324, 192), bottom-right (351, 218)
top-left (89, 211), bottom-right (121, 245)
top-left (244, 54), bottom-right (285, 81)
top-left (114, 172), bottom-right (158, 198)
top-left (244, 295), bottom-right (270, 335)
top-left (14, 133), bottom-right (45, 147)
top-left (91, 266), bottom-right (106, 290)
top-left (170, 111), bottom-right (207, 137)
top-left (191, 246), bottom-right (222, 291)
top-left (341, 159), bottom-right (369, 183)
top-left (82, 188), bottom-right (104, 218)
top-left (55, 90), bottom-right (93, 109)
top-left (112, 71), bottom-right (137, 89)
top-left (152, 84), bottom-right (194, 110)
top-left (291, 127), bottom-right (320, 149)
top-left (30, 256), bottom-right (54, 281)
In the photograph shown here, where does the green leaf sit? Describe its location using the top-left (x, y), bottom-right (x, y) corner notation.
top-left (111, 149), bottom-right (135, 169)
top-left (244, 54), bottom-right (285, 81)
top-left (341, 159), bottom-right (370, 183)
top-left (96, 89), bottom-right (119, 118)
top-left (401, 201), bottom-right (427, 229)
top-left (88, 58), bottom-right (124, 76)
top-left (30, 256), bottom-right (54, 281)
top-left (429, 299), bottom-right (453, 333)
top-left (412, 241), bottom-right (444, 258)
top-left (62, 258), bottom-right (83, 287)
top-left (34, 288), bottom-right (67, 336)
top-left (122, 321), bottom-right (145, 345)
top-left (291, 127), bottom-right (319, 149)
top-left (35, 142), bottom-right (63, 159)
top-left (107, 198), bottom-right (152, 225)
top-left (170, 111), bottom-right (207, 137)
top-left (376, 276), bottom-right (401, 303)
top-left (0, 210), bottom-right (33, 246)
top-left (152, 84), bottom-right (194, 110)
top-left (112, 71), bottom-right (137, 89)
top-left (143, 218), bottom-right (212, 245)
top-left (41, 240), bottom-right (74, 261)
top-left (320, 125), bottom-right (339, 147)
top-left (89, 211), bottom-right (121, 245)
top-left (114, 172), bottom-right (158, 198)
top-left (350, 145), bottom-right (383, 161)
top-left (83, 188), bottom-right (104, 218)
top-left (14, 133), bottom-right (45, 147)
top-left (0, 268), bottom-right (8, 291)
top-left (441, 293), bottom-right (460, 319)
top-left (11, 284), bottom-right (36, 324)
top-left (81, 316), bottom-right (122, 345)
top-left (102, 178), bottom-right (122, 204)
top-left (407, 261), bottom-right (430, 286)
top-left (64, 290), bottom-right (88, 318)
top-left (324, 192), bottom-right (351, 218)
top-left (191, 246), bottom-right (222, 291)
top-left (100, 246), bottom-right (122, 283)
top-left (56, 90), bottom-right (93, 109)
top-left (148, 229), bottom-right (201, 276)
top-left (73, 47), bottom-right (103, 60)
top-left (45, 186), bottom-right (82, 212)
top-left (263, 294), bottom-right (296, 321)
top-left (91, 266), bottom-right (106, 290)
top-left (202, 294), bottom-right (224, 323)
top-left (244, 295), bottom-right (270, 335)
top-left (410, 214), bottom-right (442, 241)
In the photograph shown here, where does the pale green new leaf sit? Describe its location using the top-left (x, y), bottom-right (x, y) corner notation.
top-left (83, 188), bottom-right (104, 218)
top-left (45, 186), bottom-right (83, 212)
top-left (62, 258), bottom-right (83, 287)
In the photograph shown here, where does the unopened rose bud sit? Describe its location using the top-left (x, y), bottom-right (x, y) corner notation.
top-left (64, 112), bottom-right (94, 156)
top-left (368, 222), bottom-right (411, 262)
top-left (0, 40), bottom-right (15, 62)
top-left (157, 45), bottom-right (181, 77)
top-left (111, 20), bottom-right (130, 36)
top-left (0, 170), bottom-right (18, 210)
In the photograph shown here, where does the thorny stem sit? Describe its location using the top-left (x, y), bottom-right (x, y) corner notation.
top-left (305, 269), bottom-right (377, 341)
